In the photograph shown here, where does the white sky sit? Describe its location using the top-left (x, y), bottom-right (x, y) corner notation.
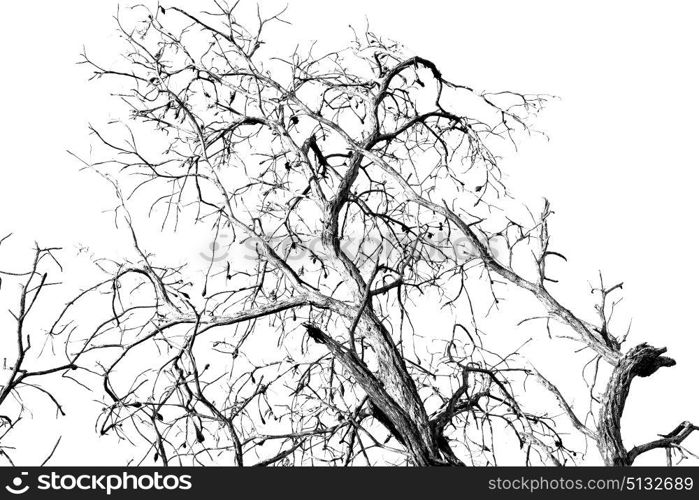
top-left (1, 0), bottom-right (698, 465)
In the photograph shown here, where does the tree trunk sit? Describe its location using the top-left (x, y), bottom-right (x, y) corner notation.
top-left (353, 313), bottom-right (447, 465)
top-left (597, 343), bottom-right (676, 466)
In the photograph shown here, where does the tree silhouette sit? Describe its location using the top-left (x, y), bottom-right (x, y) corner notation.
top-left (0, 236), bottom-right (97, 465)
top-left (3, 2), bottom-right (695, 466)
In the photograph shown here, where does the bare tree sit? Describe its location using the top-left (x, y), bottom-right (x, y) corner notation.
top-left (9, 2), bottom-right (693, 466)
top-left (0, 235), bottom-right (103, 465)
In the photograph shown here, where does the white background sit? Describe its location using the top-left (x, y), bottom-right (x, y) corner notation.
top-left (1, 0), bottom-right (698, 465)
